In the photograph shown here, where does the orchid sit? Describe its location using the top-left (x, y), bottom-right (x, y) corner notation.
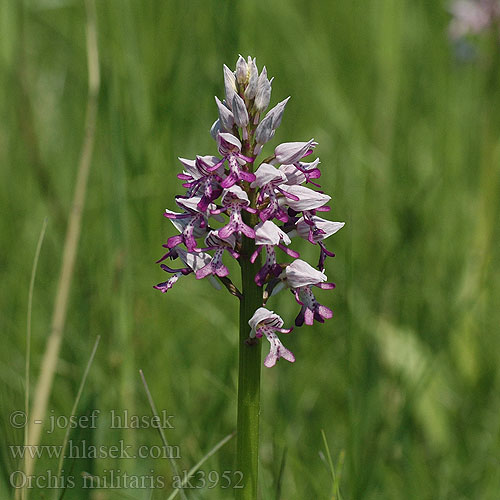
top-left (153, 55), bottom-right (344, 498)
top-left (155, 55), bottom-right (344, 364)
top-left (249, 307), bottom-right (295, 368)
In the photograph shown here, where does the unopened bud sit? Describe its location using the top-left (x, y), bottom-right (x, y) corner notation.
top-left (244, 58), bottom-right (259, 100)
top-left (268, 96), bottom-right (290, 129)
top-left (210, 119), bottom-right (221, 140)
top-left (235, 55), bottom-right (248, 85)
top-left (254, 97), bottom-right (290, 147)
top-left (223, 64), bottom-right (237, 109)
top-left (255, 66), bottom-right (272, 112)
top-left (232, 93), bottom-right (249, 128)
top-left (215, 96), bottom-right (234, 131)
top-left (254, 114), bottom-right (275, 146)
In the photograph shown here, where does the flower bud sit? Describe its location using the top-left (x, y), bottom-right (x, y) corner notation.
top-left (255, 67), bottom-right (272, 111)
top-left (244, 58), bottom-right (259, 100)
top-left (235, 55), bottom-right (248, 84)
top-left (254, 114), bottom-right (275, 147)
top-left (232, 93), bottom-right (249, 128)
top-left (215, 96), bottom-right (234, 132)
top-left (210, 119), bottom-right (221, 140)
top-left (223, 64), bottom-right (237, 109)
top-left (254, 97), bottom-right (291, 147)
top-left (267, 96), bottom-right (290, 129)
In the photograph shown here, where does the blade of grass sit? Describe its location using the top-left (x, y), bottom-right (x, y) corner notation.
top-left (333, 450), bottom-right (345, 500)
top-left (21, 217), bottom-right (48, 500)
top-left (166, 431), bottom-right (236, 500)
top-left (26, 0), bottom-right (100, 486)
top-left (55, 335), bottom-right (100, 499)
top-left (320, 429), bottom-right (344, 500)
top-left (139, 369), bottom-right (187, 500)
top-left (275, 446), bottom-right (287, 500)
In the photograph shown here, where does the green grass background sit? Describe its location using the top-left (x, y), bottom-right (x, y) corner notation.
top-left (1, 0), bottom-right (500, 498)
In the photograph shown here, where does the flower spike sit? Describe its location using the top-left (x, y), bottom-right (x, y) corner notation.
top-left (155, 56), bottom-right (344, 367)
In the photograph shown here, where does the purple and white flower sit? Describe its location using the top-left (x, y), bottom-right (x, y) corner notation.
top-left (195, 231), bottom-right (239, 279)
top-left (250, 220), bottom-right (299, 286)
top-left (217, 186), bottom-right (257, 239)
top-left (251, 163), bottom-right (296, 222)
top-left (163, 196), bottom-right (212, 252)
top-left (296, 215), bottom-right (345, 269)
top-left (212, 133), bottom-right (256, 189)
top-left (154, 246), bottom-right (213, 292)
top-left (281, 260), bottom-right (336, 326)
top-left (249, 307), bottom-right (295, 367)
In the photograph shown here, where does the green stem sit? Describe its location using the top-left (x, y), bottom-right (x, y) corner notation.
top-left (236, 234), bottom-right (262, 499)
top-left (236, 133), bottom-right (262, 499)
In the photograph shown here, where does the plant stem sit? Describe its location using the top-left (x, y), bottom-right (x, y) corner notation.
top-left (236, 135), bottom-right (262, 499)
top-left (237, 231), bottom-right (262, 499)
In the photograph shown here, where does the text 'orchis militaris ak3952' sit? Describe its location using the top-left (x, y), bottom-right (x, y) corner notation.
top-left (154, 56), bottom-right (344, 368)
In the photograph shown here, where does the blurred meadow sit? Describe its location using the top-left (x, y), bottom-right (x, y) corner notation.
top-left (1, 0), bottom-right (500, 498)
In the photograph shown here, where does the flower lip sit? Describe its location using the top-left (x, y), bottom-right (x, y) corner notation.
top-left (263, 332), bottom-right (295, 368)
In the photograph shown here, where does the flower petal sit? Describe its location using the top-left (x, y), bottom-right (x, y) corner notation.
top-left (285, 259), bottom-right (327, 288)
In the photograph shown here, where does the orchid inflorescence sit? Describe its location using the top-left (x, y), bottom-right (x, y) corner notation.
top-left (154, 56), bottom-right (344, 368)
